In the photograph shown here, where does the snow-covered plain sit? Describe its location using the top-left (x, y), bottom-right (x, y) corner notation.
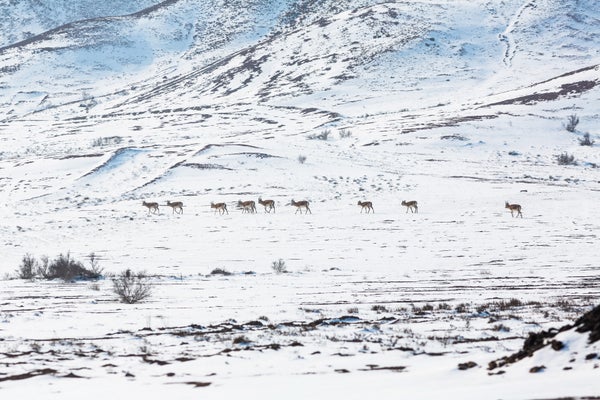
top-left (1, 0), bottom-right (600, 398)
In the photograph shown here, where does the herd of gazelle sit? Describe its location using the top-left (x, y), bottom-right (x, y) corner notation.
top-left (143, 199), bottom-right (523, 217)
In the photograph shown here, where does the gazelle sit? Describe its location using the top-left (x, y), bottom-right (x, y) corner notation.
top-left (211, 202), bottom-right (228, 215)
top-left (142, 201), bottom-right (159, 214)
top-left (505, 201), bottom-right (523, 218)
top-left (357, 200), bottom-right (374, 213)
top-left (237, 200), bottom-right (257, 214)
top-left (166, 200), bottom-right (184, 214)
top-left (401, 200), bottom-right (418, 213)
top-left (291, 199), bottom-right (311, 214)
top-left (258, 197), bottom-right (275, 213)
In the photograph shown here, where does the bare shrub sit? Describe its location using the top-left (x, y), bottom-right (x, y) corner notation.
top-left (578, 132), bottom-right (595, 146)
top-left (492, 324), bottom-right (511, 332)
top-left (455, 303), bottom-right (470, 313)
top-left (87, 253), bottom-right (104, 277)
top-left (339, 128), bottom-right (352, 139)
top-left (556, 152), bottom-right (577, 165)
top-left (16, 254), bottom-right (37, 279)
top-left (372, 305), bottom-right (389, 313)
top-left (271, 259), bottom-right (287, 274)
top-left (565, 114), bottom-right (579, 132)
top-left (307, 129), bottom-right (331, 140)
top-left (92, 136), bottom-right (123, 147)
top-left (298, 155), bottom-right (307, 164)
top-left (112, 269), bottom-right (152, 304)
top-left (493, 298), bottom-right (523, 311)
top-left (36, 256), bottom-right (51, 279)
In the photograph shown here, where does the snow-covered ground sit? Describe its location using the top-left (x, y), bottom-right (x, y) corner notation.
top-left (1, 0), bottom-right (600, 398)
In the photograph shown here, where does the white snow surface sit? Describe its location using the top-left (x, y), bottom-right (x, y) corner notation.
top-left (1, 0), bottom-right (600, 398)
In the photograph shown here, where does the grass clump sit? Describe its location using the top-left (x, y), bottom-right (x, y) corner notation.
top-left (271, 259), bottom-right (287, 274)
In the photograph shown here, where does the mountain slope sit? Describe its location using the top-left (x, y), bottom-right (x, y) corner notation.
top-left (1, 0), bottom-right (599, 124)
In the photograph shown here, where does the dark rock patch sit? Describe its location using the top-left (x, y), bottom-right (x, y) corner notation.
top-left (458, 361), bottom-right (478, 370)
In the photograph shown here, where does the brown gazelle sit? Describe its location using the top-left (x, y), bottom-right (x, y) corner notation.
top-left (258, 197), bottom-right (275, 213)
top-left (166, 200), bottom-right (184, 214)
top-left (237, 200), bottom-right (257, 214)
top-left (211, 202), bottom-right (228, 215)
top-left (142, 201), bottom-right (159, 214)
top-left (505, 201), bottom-right (523, 218)
top-left (291, 199), bottom-right (311, 214)
top-left (357, 200), bottom-right (374, 213)
top-left (401, 200), bottom-right (418, 213)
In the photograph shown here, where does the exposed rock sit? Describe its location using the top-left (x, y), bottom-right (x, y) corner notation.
top-left (458, 361), bottom-right (477, 370)
top-left (489, 304), bottom-right (600, 370)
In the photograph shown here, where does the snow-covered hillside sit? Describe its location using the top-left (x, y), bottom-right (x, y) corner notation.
top-left (0, 0), bottom-right (599, 398)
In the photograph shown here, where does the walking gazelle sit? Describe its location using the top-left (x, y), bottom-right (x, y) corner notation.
top-left (211, 202), bottom-right (229, 215)
top-left (401, 200), bottom-right (418, 213)
top-left (142, 201), bottom-right (160, 214)
top-left (166, 200), bottom-right (184, 214)
top-left (258, 197), bottom-right (275, 213)
top-left (357, 200), bottom-right (374, 213)
top-left (505, 202), bottom-right (523, 218)
top-left (291, 199), bottom-right (311, 214)
top-left (237, 200), bottom-right (257, 214)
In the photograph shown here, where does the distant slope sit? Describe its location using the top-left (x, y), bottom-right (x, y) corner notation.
top-left (0, 0), bottom-right (599, 123)
top-left (0, 0), bottom-right (160, 47)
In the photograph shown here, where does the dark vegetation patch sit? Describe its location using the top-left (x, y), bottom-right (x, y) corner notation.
top-left (489, 304), bottom-right (600, 371)
top-left (458, 361), bottom-right (477, 370)
top-left (193, 143), bottom-right (260, 156)
top-left (440, 134), bottom-right (468, 141)
top-left (359, 365), bottom-right (406, 372)
top-left (0, 368), bottom-right (57, 382)
top-left (231, 152), bottom-right (280, 159)
top-left (181, 163), bottom-right (232, 170)
top-left (182, 381), bottom-right (212, 387)
top-left (210, 268), bottom-right (232, 276)
top-left (59, 153), bottom-right (104, 160)
top-left (487, 80), bottom-right (598, 107)
top-left (17, 252), bottom-right (102, 281)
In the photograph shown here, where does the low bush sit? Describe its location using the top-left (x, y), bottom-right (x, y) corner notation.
top-left (16, 254), bottom-right (37, 280)
top-left (16, 252), bottom-right (102, 281)
top-left (565, 114), bottom-right (579, 132)
top-left (372, 305), bottom-right (389, 313)
top-left (46, 253), bottom-right (100, 281)
top-left (556, 152), bottom-right (577, 166)
top-left (271, 259), bottom-right (287, 274)
top-left (578, 132), bottom-right (595, 146)
top-left (307, 129), bottom-right (331, 140)
top-left (112, 269), bottom-right (152, 304)
top-left (339, 128), bottom-right (352, 139)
